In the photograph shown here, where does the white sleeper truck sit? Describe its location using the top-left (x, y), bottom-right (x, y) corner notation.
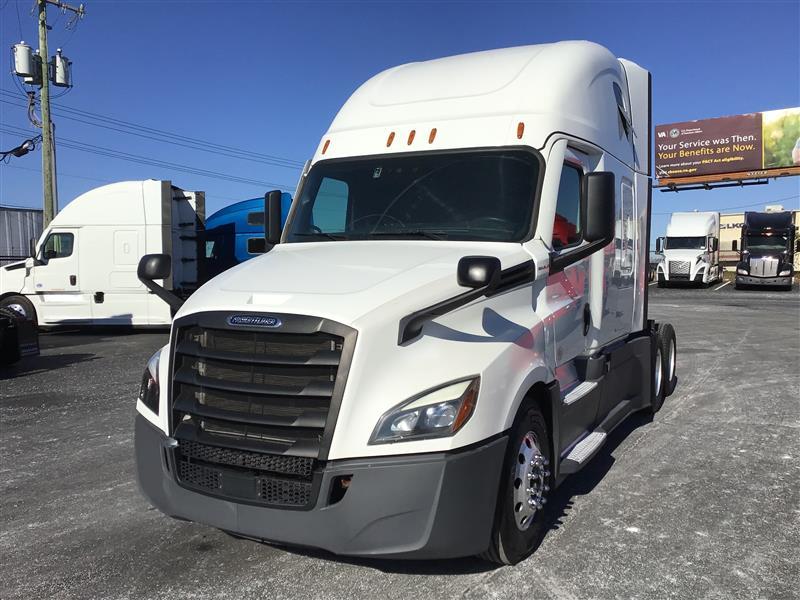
top-left (134, 41), bottom-right (678, 564)
top-left (0, 180), bottom-right (204, 327)
top-left (655, 211), bottom-right (721, 287)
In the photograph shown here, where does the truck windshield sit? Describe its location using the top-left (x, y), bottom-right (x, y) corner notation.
top-left (665, 236), bottom-right (705, 250)
top-left (746, 235), bottom-right (788, 253)
top-left (284, 149), bottom-right (540, 243)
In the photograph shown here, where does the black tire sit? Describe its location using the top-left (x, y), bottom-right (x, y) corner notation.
top-left (650, 332), bottom-right (666, 414)
top-left (0, 295), bottom-right (37, 327)
top-left (481, 403), bottom-right (552, 565)
top-left (659, 323), bottom-right (677, 397)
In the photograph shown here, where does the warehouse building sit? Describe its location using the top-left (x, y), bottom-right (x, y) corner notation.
top-left (0, 206), bottom-right (43, 266)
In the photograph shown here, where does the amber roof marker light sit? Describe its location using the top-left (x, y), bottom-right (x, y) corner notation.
top-left (386, 131), bottom-right (395, 147)
top-left (517, 122), bottom-right (525, 139)
top-left (428, 128), bottom-right (437, 144)
top-left (322, 139), bottom-right (330, 155)
top-left (407, 130), bottom-right (416, 145)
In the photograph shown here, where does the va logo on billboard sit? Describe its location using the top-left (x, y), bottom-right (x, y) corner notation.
top-left (669, 128), bottom-right (680, 138)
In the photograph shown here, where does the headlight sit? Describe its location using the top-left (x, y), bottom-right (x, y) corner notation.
top-left (369, 378), bottom-right (479, 444)
top-left (138, 349), bottom-right (160, 415)
top-left (737, 268), bottom-right (748, 275)
top-left (779, 269), bottom-right (791, 276)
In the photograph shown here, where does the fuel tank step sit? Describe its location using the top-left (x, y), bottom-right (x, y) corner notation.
top-left (559, 431), bottom-right (607, 475)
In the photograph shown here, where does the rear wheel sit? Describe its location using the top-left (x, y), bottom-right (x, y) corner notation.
top-left (660, 323), bottom-right (677, 397)
top-left (481, 404), bottom-right (552, 565)
top-left (650, 340), bottom-right (665, 414)
top-left (0, 295), bottom-right (37, 327)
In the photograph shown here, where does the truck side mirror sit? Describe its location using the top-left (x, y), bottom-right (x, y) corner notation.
top-left (655, 237), bottom-right (663, 253)
top-left (137, 254), bottom-right (184, 313)
top-left (457, 256), bottom-right (501, 290)
top-left (581, 172), bottom-right (615, 245)
top-left (266, 190), bottom-right (283, 245)
top-left (28, 237), bottom-right (36, 258)
top-left (710, 238), bottom-right (718, 252)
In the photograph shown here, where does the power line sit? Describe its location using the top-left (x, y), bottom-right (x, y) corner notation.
top-left (653, 194), bottom-right (800, 215)
top-left (0, 124), bottom-right (293, 190)
top-left (0, 89), bottom-right (305, 169)
top-left (2, 163), bottom-right (256, 205)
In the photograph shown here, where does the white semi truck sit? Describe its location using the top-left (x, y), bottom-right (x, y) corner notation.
top-left (0, 180), bottom-right (204, 327)
top-left (134, 41), bottom-right (678, 564)
top-left (655, 211), bottom-right (721, 287)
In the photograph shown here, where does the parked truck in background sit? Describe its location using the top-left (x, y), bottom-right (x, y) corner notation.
top-left (202, 194), bottom-right (292, 280)
top-left (735, 211), bottom-right (796, 290)
top-left (655, 211), bottom-right (721, 287)
top-left (0, 180), bottom-right (204, 327)
top-left (134, 41), bottom-right (678, 564)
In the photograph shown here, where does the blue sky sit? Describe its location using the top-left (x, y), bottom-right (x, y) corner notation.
top-left (1, 0), bottom-right (798, 240)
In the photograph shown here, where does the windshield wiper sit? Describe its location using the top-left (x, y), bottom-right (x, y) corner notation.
top-left (366, 230), bottom-right (446, 240)
top-left (293, 232), bottom-right (347, 241)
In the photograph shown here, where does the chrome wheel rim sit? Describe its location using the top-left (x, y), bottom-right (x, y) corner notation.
top-left (668, 339), bottom-right (676, 383)
top-left (6, 303), bottom-right (27, 318)
top-left (654, 346), bottom-right (663, 398)
top-left (512, 431), bottom-right (549, 531)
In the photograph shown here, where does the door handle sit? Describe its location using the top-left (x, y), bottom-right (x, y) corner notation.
top-left (70, 275), bottom-right (77, 286)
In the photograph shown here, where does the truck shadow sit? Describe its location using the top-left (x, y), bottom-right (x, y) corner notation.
top-left (275, 411), bottom-right (653, 575)
top-left (0, 352), bottom-right (99, 379)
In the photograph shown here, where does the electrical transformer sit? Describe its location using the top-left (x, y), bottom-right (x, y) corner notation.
top-left (13, 41), bottom-right (34, 78)
top-left (53, 49), bottom-right (72, 88)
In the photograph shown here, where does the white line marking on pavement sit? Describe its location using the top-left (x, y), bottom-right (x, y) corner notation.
top-left (714, 281), bottom-right (731, 291)
top-left (649, 281), bottom-right (658, 286)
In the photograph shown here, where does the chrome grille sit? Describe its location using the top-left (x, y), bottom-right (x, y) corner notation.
top-left (669, 261), bottom-right (690, 277)
top-left (749, 257), bottom-right (778, 277)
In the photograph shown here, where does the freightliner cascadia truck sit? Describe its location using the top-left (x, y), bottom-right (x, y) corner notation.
top-left (0, 181), bottom-right (204, 328)
top-left (134, 41), bottom-right (678, 564)
top-left (735, 211), bottom-right (796, 290)
top-left (655, 211), bottom-right (721, 287)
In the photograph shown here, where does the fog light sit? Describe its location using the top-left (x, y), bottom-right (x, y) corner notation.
top-left (779, 269), bottom-right (791, 276)
top-left (737, 268), bottom-right (748, 275)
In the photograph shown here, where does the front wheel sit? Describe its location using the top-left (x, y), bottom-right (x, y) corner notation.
top-left (0, 295), bottom-right (37, 327)
top-left (481, 404), bottom-right (552, 565)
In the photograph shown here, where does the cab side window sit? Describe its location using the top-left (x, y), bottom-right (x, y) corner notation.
top-left (42, 232), bottom-right (74, 260)
top-left (552, 164), bottom-right (582, 250)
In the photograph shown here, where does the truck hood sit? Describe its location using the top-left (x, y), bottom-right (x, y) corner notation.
top-left (662, 249), bottom-right (705, 262)
top-left (178, 240), bottom-right (532, 326)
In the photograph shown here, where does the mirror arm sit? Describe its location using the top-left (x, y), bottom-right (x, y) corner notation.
top-left (549, 238), bottom-right (610, 275)
top-left (397, 260), bottom-right (534, 345)
top-left (138, 275), bottom-right (184, 314)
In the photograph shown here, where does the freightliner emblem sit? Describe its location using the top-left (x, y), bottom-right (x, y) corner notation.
top-left (227, 315), bottom-right (282, 328)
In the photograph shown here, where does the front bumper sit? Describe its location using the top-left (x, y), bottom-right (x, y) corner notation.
top-left (735, 275), bottom-right (792, 287)
top-left (135, 414), bottom-right (507, 559)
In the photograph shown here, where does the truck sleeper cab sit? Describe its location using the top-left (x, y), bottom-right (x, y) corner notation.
top-left (134, 41), bottom-right (678, 564)
top-left (735, 211), bottom-right (796, 290)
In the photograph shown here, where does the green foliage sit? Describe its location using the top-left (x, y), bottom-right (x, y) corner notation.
top-left (763, 111), bottom-right (800, 168)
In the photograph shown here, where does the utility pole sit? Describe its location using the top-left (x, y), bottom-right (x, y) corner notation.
top-left (37, 0), bottom-right (55, 226)
top-left (21, 0), bottom-right (84, 227)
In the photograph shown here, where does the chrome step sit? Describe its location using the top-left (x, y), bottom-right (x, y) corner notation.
top-left (559, 431), bottom-right (608, 475)
top-left (563, 381), bottom-right (598, 406)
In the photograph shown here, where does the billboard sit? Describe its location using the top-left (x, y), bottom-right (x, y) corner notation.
top-left (656, 107), bottom-right (800, 186)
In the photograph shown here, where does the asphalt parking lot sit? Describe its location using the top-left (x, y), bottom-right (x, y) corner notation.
top-left (1, 284), bottom-right (799, 600)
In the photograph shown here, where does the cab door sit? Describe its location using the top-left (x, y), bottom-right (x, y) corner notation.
top-left (32, 229), bottom-right (92, 324)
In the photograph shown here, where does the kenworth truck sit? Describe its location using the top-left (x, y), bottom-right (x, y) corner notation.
top-left (134, 41), bottom-right (678, 564)
top-left (655, 212), bottom-right (721, 287)
top-left (735, 211), bottom-right (796, 290)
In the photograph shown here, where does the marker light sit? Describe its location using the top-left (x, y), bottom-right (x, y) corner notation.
top-left (386, 131), bottom-right (395, 147)
top-left (428, 128), bottom-right (437, 144)
top-left (407, 130), bottom-right (416, 145)
top-left (322, 139), bottom-right (330, 155)
top-left (517, 122), bottom-right (525, 139)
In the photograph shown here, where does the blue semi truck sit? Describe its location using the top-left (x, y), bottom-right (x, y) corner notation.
top-left (202, 193), bottom-right (292, 279)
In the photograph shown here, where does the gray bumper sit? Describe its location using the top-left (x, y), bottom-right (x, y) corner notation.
top-left (135, 414), bottom-right (507, 559)
top-left (735, 275), bottom-right (792, 287)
